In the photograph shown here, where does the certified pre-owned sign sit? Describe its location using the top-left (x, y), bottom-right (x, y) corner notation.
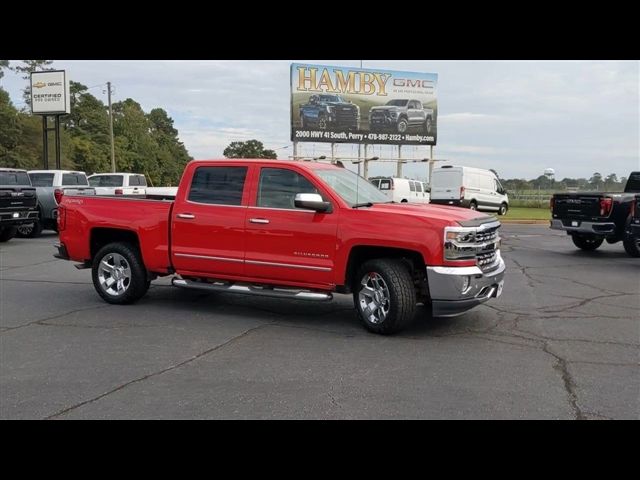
top-left (291, 63), bottom-right (438, 146)
top-left (30, 70), bottom-right (70, 115)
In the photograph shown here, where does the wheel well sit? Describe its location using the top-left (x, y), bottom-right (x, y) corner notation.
top-left (398, 114), bottom-right (408, 121)
top-left (90, 228), bottom-right (140, 259)
top-left (342, 246), bottom-right (429, 300)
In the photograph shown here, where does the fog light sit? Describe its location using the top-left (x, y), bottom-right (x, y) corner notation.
top-left (12, 212), bottom-right (19, 218)
top-left (461, 276), bottom-right (471, 294)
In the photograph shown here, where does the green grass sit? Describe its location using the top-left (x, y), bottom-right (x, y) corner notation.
top-left (493, 207), bottom-right (550, 221)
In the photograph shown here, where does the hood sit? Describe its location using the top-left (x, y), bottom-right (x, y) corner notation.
top-left (366, 202), bottom-right (496, 226)
top-left (370, 105), bottom-right (400, 113)
top-left (326, 101), bottom-right (355, 108)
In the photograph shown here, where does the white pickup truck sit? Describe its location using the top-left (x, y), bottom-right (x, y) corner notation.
top-left (88, 173), bottom-right (147, 196)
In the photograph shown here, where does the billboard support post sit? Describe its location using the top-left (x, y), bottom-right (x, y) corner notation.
top-left (330, 143), bottom-right (336, 163)
top-left (54, 115), bottom-right (61, 169)
top-left (428, 145), bottom-right (435, 185)
top-left (292, 141), bottom-right (298, 160)
top-left (42, 116), bottom-right (49, 170)
top-left (363, 144), bottom-right (369, 179)
top-left (397, 145), bottom-right (403, 178)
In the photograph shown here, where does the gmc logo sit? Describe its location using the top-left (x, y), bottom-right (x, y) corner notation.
top-left (565, 199), bottom-right (581, 204)
top-left (10, 192), bottom-right (24, 197)
top-left (393, 79), bottom-right (434, 89)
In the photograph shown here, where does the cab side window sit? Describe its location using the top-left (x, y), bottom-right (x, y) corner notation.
top-left (188, 166), bottom-right (248, 205)
top-left (257, 168), bottom-right (319, 209)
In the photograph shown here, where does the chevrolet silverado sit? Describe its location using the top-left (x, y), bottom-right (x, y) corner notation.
top-left (55, 159), bottom-right (506, 334)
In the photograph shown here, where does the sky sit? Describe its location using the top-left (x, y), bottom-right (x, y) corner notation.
top-left (2, 60), bottom-right (638, 181)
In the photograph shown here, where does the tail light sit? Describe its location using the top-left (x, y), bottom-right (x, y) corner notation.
top-left (115, 188), bottom-right (123, 195)
top-left (631, 199), bottom-right (637, 217)
top-left (460, 186), bottom-right (465, 200)
top-left (54, 188), bottom-right (64, 204)
top-left (57, 205), bottom-right (66, 231)
top-left (599, 197), bottom-right (613, 217)
top-left (549, 197), bottom-right (555, 211)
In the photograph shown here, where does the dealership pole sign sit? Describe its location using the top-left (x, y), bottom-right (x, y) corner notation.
top-left (291, 63), bottom-right (438, 146)
top-left (30, 70), bottom-right (70, 115)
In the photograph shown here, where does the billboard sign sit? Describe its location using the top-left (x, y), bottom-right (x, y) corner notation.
top-left (30, 70), bottom-right (70, 115)
top-left (291, 63), bottom-right (437, 146)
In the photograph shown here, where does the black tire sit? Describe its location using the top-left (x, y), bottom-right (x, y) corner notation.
top-left (0, 226), bottom-right (17, 242)
top-left (424, 116), bottom-right (432, 134)
top-left (92, 242), bottom-right (149, 305)
top-left (317, 115), bottom-right (328, 130)
top-left (353, 258), bottom-right (417, 335)
top-left (396, 117), bottom-right (408, 133)
top-left (623, 235), bottom-right (640, 257)
top-left (498, 203), bottom-right (508, 216)
top-left (469, 200), bottom-right (478, 211)
top-left (16, 220), bottom-right (43, 238)
top-left (571, 234), bottom-right (604, 251)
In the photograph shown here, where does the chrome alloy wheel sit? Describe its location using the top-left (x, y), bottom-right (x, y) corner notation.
top-left (358, 272), bottom-right (391, 324)
top-left (98, 252), bottom-right (132, 297)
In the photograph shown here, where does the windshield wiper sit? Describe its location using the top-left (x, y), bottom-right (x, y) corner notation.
top-left (352, 202), bottom-right (374, 209)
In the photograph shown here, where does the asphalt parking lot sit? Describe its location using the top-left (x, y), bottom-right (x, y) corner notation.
top-left (1, 225), bottom-right (638, 419)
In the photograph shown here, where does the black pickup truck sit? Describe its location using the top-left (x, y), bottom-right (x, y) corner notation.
top-left (550, 171), bottom-right (640, 257)
top-left (0, 168), bottom-right (39, 243)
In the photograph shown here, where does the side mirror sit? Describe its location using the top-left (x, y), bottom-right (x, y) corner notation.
top-left (294, 193), bottom-right (331, 213)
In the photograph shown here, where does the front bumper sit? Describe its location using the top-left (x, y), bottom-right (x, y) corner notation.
top-left (0, 210), bottom-right (39, 225)
top-left (426, 252), bottom-right (506, 317)
top-left (550, 219), bottom-right (615, 235)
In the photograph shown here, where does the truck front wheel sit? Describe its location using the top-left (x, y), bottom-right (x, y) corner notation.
top-left (17, 220), bottom-right (43, 238)
top-left (571, 234), bottom-right (604, 251)
top-left (92, 242), bottom-right (149, 304)
top-left (353, 258), bottom-right (417, 335)
top-left (396, 117), bottom-right (408, 133)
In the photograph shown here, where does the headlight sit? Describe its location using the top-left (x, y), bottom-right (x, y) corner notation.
top-left (326, 106), bottom-right (334, 113)
top-left (444, 227), bottom-right (479, 261)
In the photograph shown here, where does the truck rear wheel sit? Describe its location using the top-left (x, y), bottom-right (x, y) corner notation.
top-left (92, 242), bottom-right (149, 304)
top-left (571, 234), bottom-right (604, 251)
top-left (17, 220), bottom-right (43, 238)
top-left (623, 235), bottom-right (640, 257)
top-left (0, 226), bottom-right (17, 242)
top-left (353, 258), bottom-right (417, 335)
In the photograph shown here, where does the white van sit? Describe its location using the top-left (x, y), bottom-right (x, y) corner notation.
top-left (430, 165), bottom-right (509, 215)
top-left (369, 177), bottom-right (430, 204)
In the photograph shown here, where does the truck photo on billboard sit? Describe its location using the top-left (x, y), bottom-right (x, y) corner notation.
top-left (291, 63), bottom-right (438, 146)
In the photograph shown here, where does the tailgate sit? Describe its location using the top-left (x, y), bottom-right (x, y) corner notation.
top-left (552, 194), bottom-right (602, 220)
top-left (0, 187), bottom-right (38, 211)
top-left (63, 186), bottom-right (96, 196)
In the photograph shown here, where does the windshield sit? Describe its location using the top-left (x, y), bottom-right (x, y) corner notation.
top-left (89, 175), bottom-right (124, 187)
top-left (0, 171), bottom-right (31, 186)
top-left (386, 99), bottom-right (409, 106)
top-left (319, 95), bottom-right (343, 103)
top-left (316, 169), bottom-right (389, 206)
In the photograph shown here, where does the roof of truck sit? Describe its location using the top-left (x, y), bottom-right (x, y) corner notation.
top-left (189, 159), bottom-right (341, 170)
top-left (0, 168), bottom-right (28, 172)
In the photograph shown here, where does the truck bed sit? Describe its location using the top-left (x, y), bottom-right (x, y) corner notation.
top-left (60, 195), bottom-right (174, 273)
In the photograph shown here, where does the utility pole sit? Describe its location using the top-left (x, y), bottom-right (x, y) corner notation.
top-left (107, 82), bottom-right (115, 173)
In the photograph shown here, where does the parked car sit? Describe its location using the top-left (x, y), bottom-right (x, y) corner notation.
top-left (550, 171), bottom-right (640, 257)
top-left (0, 168), bottom-right (39, 242)
top-left (299, 94), bottom-right (360, 130)
top-left (430, 165), bottom-right (509, 215)
top-left (88, 173), bottom-right (147, 195)
top-left (369, 99), bottom-right (434, 134)
top-left (369, 176), bottom-right (430, 204)
top-left (55, 159), bottom-right (505, 335)
top-left (20, 170), bottom-right (96, 237)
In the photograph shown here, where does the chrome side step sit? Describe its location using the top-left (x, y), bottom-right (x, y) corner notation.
top-left (172, 278), bottom-right (333, 301)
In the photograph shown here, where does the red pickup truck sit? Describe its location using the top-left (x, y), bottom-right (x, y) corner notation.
top-left (55, 159), bottom-right (505, 334)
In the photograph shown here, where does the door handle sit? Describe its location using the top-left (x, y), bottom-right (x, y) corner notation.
top-left (249, 218), bottom-right (270, 224)
top-left (177, 213), bottom-right (195, 219)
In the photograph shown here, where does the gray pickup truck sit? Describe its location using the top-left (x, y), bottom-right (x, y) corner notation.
top-left (0, 168), bottom-right (39, 242)
top-left (369, 99), bottom-right (434, 134)
top-left (18, 170), bottom-right (95, 237)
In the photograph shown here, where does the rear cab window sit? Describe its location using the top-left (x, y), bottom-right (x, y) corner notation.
top-left (62, 173), bottom-right (89, 186)
top-left (379, 179), bottom-right (391, 190)
top-left (188, 166), bottom-right (248, 205)
top-left (28, 173), bottom-right (55, 187)
top-left (0, 171), bottom-right (31, 186)
top-left (89, 175), bottom-right (123, 187)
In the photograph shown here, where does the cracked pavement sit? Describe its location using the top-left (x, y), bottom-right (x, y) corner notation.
top-left (1, 226), bottom-right (638, 419)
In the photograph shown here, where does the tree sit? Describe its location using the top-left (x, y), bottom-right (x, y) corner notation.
top-left (0, 60), bottom-right (9, 79)
top-left (11, 60), bottom-right (54, 106)
top-left (223, 139), bottom-right (277, 159)
top-left (0, 88), bottom-right (23, 166)
top-left (589, 172), bottom-right (603, 190)
top-left (604, 173), bottom-right (618, 189)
